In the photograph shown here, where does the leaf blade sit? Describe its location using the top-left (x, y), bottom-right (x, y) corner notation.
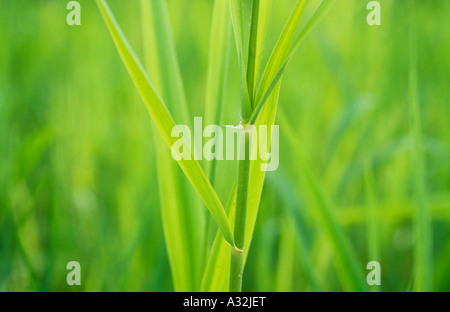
top-left (229, 0), bottom-right (252, 121)
top-left (205, 0), bottom-right (231, 128)
top-left (254, 0), bottom-right (308, 107)
top-left (201, 84), bottom-right (282, 291)
top-left (250, 0), bottom-right (337, 124)
top-left (140, 0), bottom-right (203, 291)
top-left (252, 0), bottom-right (272, 103)
top-left (96, 0), bottom-right (234, 247)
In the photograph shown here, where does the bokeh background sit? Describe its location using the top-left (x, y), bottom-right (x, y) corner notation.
top-left (0, 0), bottom-right (449, 291)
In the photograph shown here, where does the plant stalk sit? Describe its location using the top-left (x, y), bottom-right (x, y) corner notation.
top-left (229, 130), bottom-right (251, 292)
top-left (247, 0), bottom-right (260, 102)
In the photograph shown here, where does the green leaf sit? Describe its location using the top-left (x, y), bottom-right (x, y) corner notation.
top-left (201, 84), bottom-right (282, 291)
top-left (140, 0), bottom-right (202, 291)
top-left (204, 0), bottom-right (231, 185)
top-left (244, 83), bottom-right (281, 255)
top-left (202, 0), bottom-right (234, 270)
top-left (229, 0), bottom-right (252, 121)
top-left (253, 0), bottom-right (308, 107)
top-left (201, 182), bottom-right (237, 291)
top-left (246, 0), bottom-right (260, 103)
top-left (250, 0), bottom-right (337, 124)
top-left (205, 0), bottom-right (231, 128)
top-left (96, 0), bottom-right (234, 248)
top-left (155, 140), bottom-right (200, 291)
top-left (252, 0), bottom-right (272, 103)
top-left (140, 0), bottom-right (190, 126)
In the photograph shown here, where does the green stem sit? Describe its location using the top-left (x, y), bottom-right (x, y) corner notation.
top-left (247, 0), bottom-right (260, 103)
top-left (229, 0), bottom-right (257, 292)
top-left (230, 246), bottom-right (245, 292)
top-left (229, 130), bottom-right (251, 292)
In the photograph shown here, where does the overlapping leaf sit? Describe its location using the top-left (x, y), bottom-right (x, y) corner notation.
top-left (96, 0), bottom-right (234, 248)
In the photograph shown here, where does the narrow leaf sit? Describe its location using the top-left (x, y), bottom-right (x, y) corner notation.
top-left (254, 0), bottom-right (308, 107)
top-left (250, 0), bottom-right (337, 124)
top-left (205, 0), bottom-right (231, 127)
top-left (201, 182), bottom-right (237, 291)
top-left (246, 0), bottom-right (260, 102)
top-left (204, 0), bottom-right (231, 183)
top-left (229, 0), bottom-right (252, 121)
top-left (140, 0), bottom-right (203, 291)
top-left (201, 84), bottom-right (282, 291)
top-left (252, 0), bottom-right (272, 103)
top-left (96, 0), bottom-right (234, 247)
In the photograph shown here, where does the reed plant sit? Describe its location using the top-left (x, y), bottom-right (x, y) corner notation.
top-left (95, 0), bottom-right (338, 292)
top-left (0, 0), bottom-right (446, 293)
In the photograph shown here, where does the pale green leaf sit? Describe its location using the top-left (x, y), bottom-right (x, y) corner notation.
top-left (252, 0), bottom-right (272, 102)
top-left (96, 0), bottom-right (234, 248)
top-left (250, 0), bottom-right (337, 124)
top-left (140, 0), bottom-right (190, 126)
top-left (246, 0), bottom-right (259, 102)
top-left (201, 85), bottom-right (281, 291)
top-left (202, 0), bottom-right (233, 265)
top-left (229, 0), bottom-right (252, 121)
top-left (156, 141), bottom-right (200, 291)
top-left (204, 0), bottom-right (231, 186)
top-left (140, 0), bottom-right (203, 291)
top-left (253, 0), bottom-right (308, 106)
top-left (205, 0), bottom-right (231, 127)
top-left (201, 182), bottom-right (237, 291)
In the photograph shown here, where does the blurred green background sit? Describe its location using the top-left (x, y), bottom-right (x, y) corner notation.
top-left (0, 0), bottom-right (449, 291)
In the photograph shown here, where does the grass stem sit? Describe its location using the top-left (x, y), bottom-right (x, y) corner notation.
top-left (247, 0), bottom-right (260, 103)
top-left (229, 130), bottom-right (251, 292)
